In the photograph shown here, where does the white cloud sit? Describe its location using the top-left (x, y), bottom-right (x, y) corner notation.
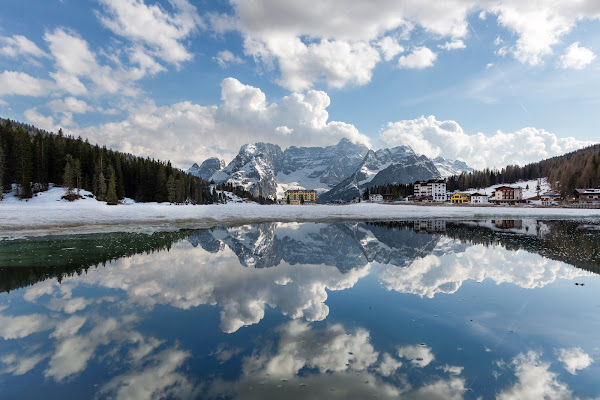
top-left (97, 0), bottom-right (202, 65)
top-left (497, 351), bottom-right (573, 400)
top-left (47, 97), bottom-right (93, 114)
top-left (559, 42), bottom-right (596, 70)
top-left (1, 353), bottom-right (48, 376)
top-left (98, 347), bottom-right (198, 400)
top-left (0, 313), bottom-right (52, 339)
top-left (438, 40), bottom-right (466, 51)
top-left (70, 78), bottom-right (370, 168)
top-left (44, 28), bottom-right (123, 95)
top-left (398, 47), bottom-right (437, 69)
top-left (212, 0), bottom-right (476, 90)
top-left (0, 34), bottom-right (48, 59)
top-left (437, 364), bottom-right (464, 375)
top-left (379, 238), bottom-right (591, 299)
top-left (397, 344), bottom-right (435, 368)
top-left (213, 50), bottom-right (245, 68)
top-left (377, 36), bottom-right (404, 61)
top-left (557, 347), bottom-right (593, 375)
top-left (378, 115), bottom-right (594, 170)
top-left (377, 353), bottom-right (402, 376)
top-left (491, 1), bottom-right (600, 65)
top-left (0, 71), bottom-right (53, 97)
top-left (24, 108), bottom-right (59, 132)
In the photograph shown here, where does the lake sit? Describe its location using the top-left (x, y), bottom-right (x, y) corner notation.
top-left (1, 219), bottom-right (599, 399)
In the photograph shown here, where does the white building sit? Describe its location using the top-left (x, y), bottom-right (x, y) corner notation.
top-left (414, 179), bottom-right (446, 202)
top-left (369, 193), bottom-right (383, 202)
top-left (470, 193), bottom-right (489, 204)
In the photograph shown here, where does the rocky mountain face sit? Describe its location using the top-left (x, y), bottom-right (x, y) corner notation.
top-left (209, 139), bottom-right (368, 199)
top-left (188, 140), bottom-right (470, 201)
top-left (186, 157), bottom-right (226, 180)
top-left (186, 222), bottom-right (441, 272)
top-left (318, 146), bottom-right (441, 203)
top-left (433, 157), bottom-right (473, 178)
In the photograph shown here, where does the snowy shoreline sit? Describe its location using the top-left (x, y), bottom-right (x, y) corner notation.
top-left (1, 188), bottom-right (599, 238)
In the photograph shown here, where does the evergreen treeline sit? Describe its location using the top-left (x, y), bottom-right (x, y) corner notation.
top-left (446, 144), bottom-right (600, 195)
top-left (0, 119), bottom-right (219, 204)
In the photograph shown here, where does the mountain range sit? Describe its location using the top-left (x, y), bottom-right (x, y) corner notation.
top-left (187, 138), bottom-right (472, 202)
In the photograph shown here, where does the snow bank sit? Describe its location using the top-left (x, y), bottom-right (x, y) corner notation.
top-left (1, 186), bottom-right (599, 238)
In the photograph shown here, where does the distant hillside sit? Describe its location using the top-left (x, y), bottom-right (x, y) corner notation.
top-left (447, 144), bottom-right (600, 195)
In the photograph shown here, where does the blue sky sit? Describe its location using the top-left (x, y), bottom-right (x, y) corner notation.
top-left (1, 0), bottom-right (599, 170)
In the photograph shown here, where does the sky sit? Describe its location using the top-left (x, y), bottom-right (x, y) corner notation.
top-left (1, 0), bottom-right (600, 170)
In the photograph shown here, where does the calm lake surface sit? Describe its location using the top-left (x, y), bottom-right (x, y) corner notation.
top-left (1, 219), bottom-right (599, 399)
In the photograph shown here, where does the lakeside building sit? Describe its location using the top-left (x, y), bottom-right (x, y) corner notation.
top-left (573, 188), bottom-right (600, 203)
top-left (369, 193), bottom-right (383, 202)
top-left (451, 193), bottom-right (470, 203)
top-left (414, 220), bottom-right (446, 233)
top-left (491, 186), bottom-right (523, 204)
top-left (414, 179), bottom-right (446, 202)
top-left (540, 192), bottom-right (561, 206)
top-left (285, 189), bottom-right (317, 204)
top-left (470, 193), bottom-right (489, 204)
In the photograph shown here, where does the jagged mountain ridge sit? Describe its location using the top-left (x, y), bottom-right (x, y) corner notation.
top-left (186, 222), bottom-right (441, 272)
top-left (209, 138), bottom-right (369, 199)
top-left (186, 157), bottom-right (226, 180)
top-left (189, 139), bottom-right (471, 200)
top-left (317, 146), bottom-right (442, 203)
top-left (434, 157), bottom-right (473, 178)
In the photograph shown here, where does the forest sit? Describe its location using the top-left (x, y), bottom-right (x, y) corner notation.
top-left (445, 144), bottom-right (600, 194)
top-left (0, 119), bottom-right (217, 204)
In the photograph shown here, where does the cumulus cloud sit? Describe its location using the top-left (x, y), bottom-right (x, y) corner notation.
top-left (378, 115), bottom-right (594, 170)
top-left (213, 50), bottom-right (245, 68)
top-left (0, 34), bottom-right (48, 59)
top-left (98, 347), bottom-right (198, 400)
top-left (47, 97), bottom-right (93, 114)
top-left (557, 347), bottom-right (593, 375)
top-left (397, 345), bottom-right (435, 368)
top-left (377, 36), bottom-right (404, 61)
top-left (559, 42), bottom-right (596, 69)
top-left (0, 312), bottom-right (52, 340)
top-left (398, 46), bottom-right (437, 69)
top-left (492, 1), bottom-right (600, 65)
top-left (44, 28), bottom-right (124, 96)
top-left (97, 0), bottom-right (202, 65)
top-left (211, 0), bottom-right (475, 90)
top-left (497, 351), bottom-right (573, 400)
top-left (438, 40), bottom-right (466, 51)
top-left (379, 238), bottom-right (591, 299)
top-left (0, 71), bottom-right (53, 98)
top-left (67, 77), bottom-right (370, 168)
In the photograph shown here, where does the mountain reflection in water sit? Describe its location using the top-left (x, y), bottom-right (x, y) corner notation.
top-left (0, 219), bottom-right (599, 399)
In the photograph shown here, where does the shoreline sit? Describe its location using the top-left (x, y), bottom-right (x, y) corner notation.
top-left (2, 201), bottom-right (600, 239)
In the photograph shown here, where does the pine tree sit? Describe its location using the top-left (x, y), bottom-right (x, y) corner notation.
top-left (106, 166), bottom-right (118, 205)
top-left (63, 154), bottom-right (75, 196)
top-left (300, 194), bottom-right (304, 204)
top-left (286, 194), bottom-right (290, 204)
top-left (167, 174), bottom-right (176, 203)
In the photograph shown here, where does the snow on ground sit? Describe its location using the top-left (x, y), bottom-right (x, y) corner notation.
top-left (463, 178), bottom-right (552, 199)
top-left (1, 185), bottom-right (599, 238)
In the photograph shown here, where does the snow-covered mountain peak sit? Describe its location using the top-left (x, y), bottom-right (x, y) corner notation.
top-left (433, 157), bottom-right (473, 178)
top-left (187, 157), bottom-right (226, 180)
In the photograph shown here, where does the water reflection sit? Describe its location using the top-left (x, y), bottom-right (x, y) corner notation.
top-left (0, 220), bottom-right (599, 399)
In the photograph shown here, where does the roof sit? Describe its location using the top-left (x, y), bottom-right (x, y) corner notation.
top-left (471, 192), bottom-right (487, 197)
top-left (541, 192), bottom-right (560, 197)
top-left (285, 189), bottom-right (317, 193)
top-left (495, 185), bottom-right (521, 190)
top-left (574, 188), bottom-right (600, 194)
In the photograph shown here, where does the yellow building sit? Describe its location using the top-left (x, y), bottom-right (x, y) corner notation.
top-left (451, 193), bottom-right (470, 203)
top-left (285, 189), bottom-right (317, 204)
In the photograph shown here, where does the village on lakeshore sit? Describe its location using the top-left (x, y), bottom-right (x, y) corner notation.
top-left (283, 179), bottom-right (600, 208)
